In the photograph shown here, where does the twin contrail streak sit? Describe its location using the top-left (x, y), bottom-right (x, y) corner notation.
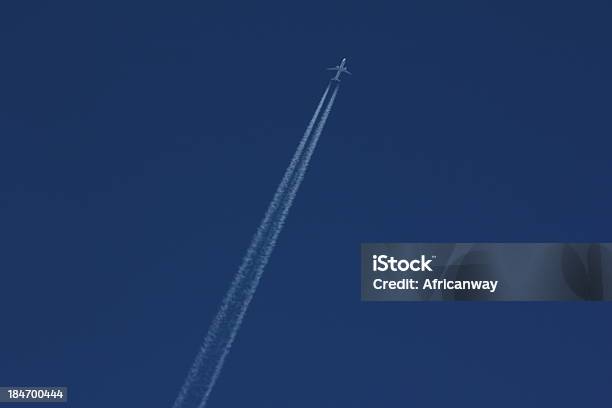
top-left (265, 84), bottom-right (340, 254)
top-left (172, 82), bottom-right (340, 408)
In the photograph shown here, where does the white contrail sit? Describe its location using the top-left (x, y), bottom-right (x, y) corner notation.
top-left (172, 83), bottom-right (335, 408)
top-left (261, 84), bottom-right (340, 258)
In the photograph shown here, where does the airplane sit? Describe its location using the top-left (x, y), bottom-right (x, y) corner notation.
top-left (327, 58), bottom-right (351, 82)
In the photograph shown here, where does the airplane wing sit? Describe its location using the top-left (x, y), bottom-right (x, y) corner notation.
top-left (327, 67), bottom-right (340, 71)
top-left (344, 70), bottom-right (352, 75)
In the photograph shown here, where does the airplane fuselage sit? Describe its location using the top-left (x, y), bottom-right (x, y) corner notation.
top-left (328, 58), bottom-right (351, 82)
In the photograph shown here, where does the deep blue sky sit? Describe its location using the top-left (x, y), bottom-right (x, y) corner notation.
top-left (1, 1), bottom-right (612, 407)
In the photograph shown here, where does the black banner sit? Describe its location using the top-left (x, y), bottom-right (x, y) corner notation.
top-left (361, 243), bottom-right (612, 301)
